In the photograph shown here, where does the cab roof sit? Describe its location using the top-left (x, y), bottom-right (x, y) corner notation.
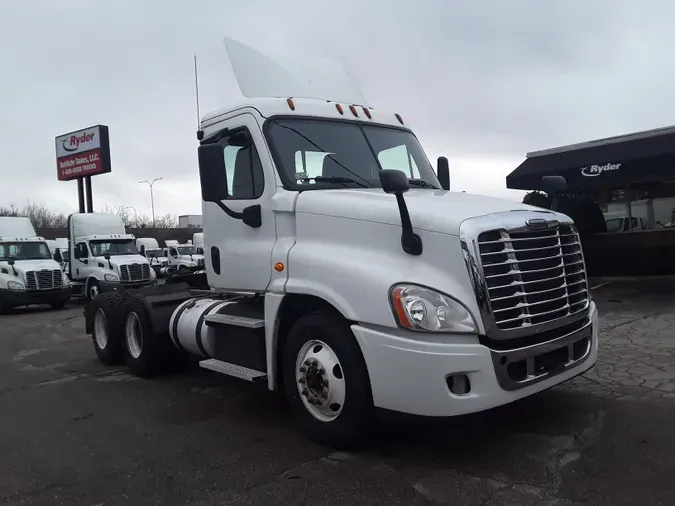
top-left (201, 37), bottom-right (410, 132)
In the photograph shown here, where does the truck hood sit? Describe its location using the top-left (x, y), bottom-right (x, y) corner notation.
top-left (96, 255), bottom-right (149, 268)
top-left (0, 259), bottom-right (62, 276)
top-left (177, 255), bottom-right (204, 263)
top-left (295, 188), bottom-right (554, 236)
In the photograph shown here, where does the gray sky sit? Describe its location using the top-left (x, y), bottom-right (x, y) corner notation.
top-left (2, 0), bottom-right (675, 217)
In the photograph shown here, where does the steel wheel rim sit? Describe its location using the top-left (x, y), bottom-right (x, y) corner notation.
top-left (125, 312), bottom-right (143, 359)
top-left (94, 308), bottom-right (108, 350)
top-left (295, 339), bottom-right (346, 422)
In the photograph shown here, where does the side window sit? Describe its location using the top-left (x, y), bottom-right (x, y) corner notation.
top-left (222, 130), bottom-right (264, 199)
top-left (169, 247), bottom-right (177, 257)
top-left (75, 243), bottom-right (88, 259)
top-left (378, 145), bottom-right (420, 179)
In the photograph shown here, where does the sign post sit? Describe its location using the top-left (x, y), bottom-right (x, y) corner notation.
top-left (55, 125), bottom-right (111, 213)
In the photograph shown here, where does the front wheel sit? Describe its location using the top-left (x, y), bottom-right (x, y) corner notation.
top-left (86, 279), bottom-right (100, 301)
top-left (282, 311), bottom-right (376, 449)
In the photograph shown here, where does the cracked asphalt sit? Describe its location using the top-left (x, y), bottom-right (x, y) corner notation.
top-left (1, 281), bottom-right (675, 505)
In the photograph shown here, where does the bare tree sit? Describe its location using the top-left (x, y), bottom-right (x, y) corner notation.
top-left (154, 213), bottom-right (178, 228)
top-left (98, 204), bottom-right (132, 226)
top-left (0, 202), bottom-right (67, 228)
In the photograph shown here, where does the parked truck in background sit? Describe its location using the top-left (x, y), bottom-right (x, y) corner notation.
top-left (0, 217), bottom-right (71, 312)
top-left (164, 240), bottom-right (205, 272)
top-left (68, 213), bottom-right (156, 300)
top-left (85, 38), bottom-right (598, 448)
top-left (136, 237), bottom-right (169, 276)
top-left (193, 232), bottom-right (204, 255)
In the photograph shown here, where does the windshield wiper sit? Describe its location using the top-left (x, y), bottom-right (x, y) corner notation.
top-left (300, 176), bottom-right (370, 188)
top-left (408, 179), bottom-right (438, 189)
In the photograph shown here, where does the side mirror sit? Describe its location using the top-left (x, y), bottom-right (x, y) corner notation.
top-left (380, 169), bottom-right (410, 194)
top-left (437, 156), bottom-right (450, 191)
top-left (198, 144), bottom-right (228, 202)
top-left (139, 246), bottom-right (146, 257)
top-left (541, 175), bottom-right (567, 193)
top-left (379, 169), bottom-right (422, 256)
top-left (7, 258), bottom-right (15, 266)
top-left (104, 254), bottom-right (111, 260)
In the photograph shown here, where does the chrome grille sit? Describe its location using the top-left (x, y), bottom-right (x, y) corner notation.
top-left (120, 263), bottom-right (151, 282)
top-left (477, 223), bottom-right (589, 332)
top-left (25, 269), bottom-right (63, 291)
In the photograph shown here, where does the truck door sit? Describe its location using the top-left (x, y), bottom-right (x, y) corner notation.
top-left (72, 242), bottom-right (92, 279)
top-left (203, 113), bottom-right (276, 292)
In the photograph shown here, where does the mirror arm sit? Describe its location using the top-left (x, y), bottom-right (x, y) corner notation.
top-left (212, 200), bottom-right (244, 220)
top-left (394, 193), bottom-right (423, 255)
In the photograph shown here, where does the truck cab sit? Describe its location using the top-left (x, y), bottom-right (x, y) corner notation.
top-left (164, 240), bottom-right (205, 272)
top-left (136, 237), bottom-right (168, 275)
top-left (192, 232), bottom-right (204, 255)
top-left (0, 217), bottom-right (71, 311)
top-left (68, 213), bottom-right (156, 300)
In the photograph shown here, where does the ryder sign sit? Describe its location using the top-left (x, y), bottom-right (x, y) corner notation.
top-left (55, 125), bottom-right (111, 181)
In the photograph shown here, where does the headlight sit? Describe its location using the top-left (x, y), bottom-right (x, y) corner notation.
top-left (149, 268), bottom-right (156, 279)
top-left (7, 280), bottom-right (25, 291)
top-left (104, 273), bottom-right (119, 282)
top-left (390, 284), bottom-right (477, 333)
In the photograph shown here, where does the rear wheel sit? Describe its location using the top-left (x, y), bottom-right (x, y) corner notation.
top-left (282, 311), bottom-right (376, 449)
top-left (122, 293), bottom-right (174, 377)
top-left (90, 292), bottom-right (126, 365)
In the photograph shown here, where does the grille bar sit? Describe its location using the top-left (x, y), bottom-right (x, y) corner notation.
top-left (120, 263), bottom-right (151, 283)
top-left (476, 223), bottom-right (589, 333)
top-left (24, 269), bottom-right (63, 291)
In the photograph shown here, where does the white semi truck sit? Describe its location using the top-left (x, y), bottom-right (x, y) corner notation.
top-left (136, 237), bottom-right (169, 276)
top-left (84, 39), bottom-right (598, 448)
top-left (68, 213), bottom-right (156, 300)
top-left (164, 240), bottom-right (205, 272)
top-left (193, 232), bottom-right (204, 255)
top-left (0, 217), bottom-right (71, 311)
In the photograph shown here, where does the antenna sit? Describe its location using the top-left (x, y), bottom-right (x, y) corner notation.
top-left (194, 55), bottom-right (203, 140)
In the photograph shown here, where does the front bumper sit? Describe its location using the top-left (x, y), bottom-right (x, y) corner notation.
top-left (0, 286), bottom-right (72, 308)
top-left (352, 301), bottom-right (598, 417)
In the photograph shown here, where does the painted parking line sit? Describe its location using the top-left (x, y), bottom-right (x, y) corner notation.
top-left (591, 281), bottom-right (612, 291)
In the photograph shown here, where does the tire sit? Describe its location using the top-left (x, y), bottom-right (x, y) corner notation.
top-left (86, 279), bottom-right (100, 301)
top-left (89, 291), bottom-right (126, 365)
top-left (122, 292), bottom-right (172, 377)
top-left (50, 299), bottom-right (68, 310)
top-left (282, 311), bottom-right (376, 449)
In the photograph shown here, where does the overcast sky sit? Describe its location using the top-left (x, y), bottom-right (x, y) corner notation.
top-left (2, 0), bottom-right (675, 217)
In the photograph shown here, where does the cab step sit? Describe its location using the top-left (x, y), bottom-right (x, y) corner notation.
top-left (204, 313), bottom-right (265, 329)
top-left (198, 358), bottom-right (267, 382)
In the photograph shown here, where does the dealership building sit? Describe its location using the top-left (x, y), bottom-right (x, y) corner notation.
top-left (507, 125), bottom-right (675, 276)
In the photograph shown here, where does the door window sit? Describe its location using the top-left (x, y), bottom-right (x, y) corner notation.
top-left (220, 129), bottom-right (265, 199)
top-left (74, 243), bottom-right (89, 259)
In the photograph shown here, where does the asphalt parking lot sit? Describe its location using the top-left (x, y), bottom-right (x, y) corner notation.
top-left (1, 282), bottom-right (675, 505)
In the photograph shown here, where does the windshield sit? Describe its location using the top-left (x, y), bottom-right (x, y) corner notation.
top-left (265, 119), bottom-right (440, 189)
top-left (177, 246), bottom-right (196, 255)
top-left (0, 241), bottom-right (52, 261)
top-left (145, 248), bottom-right (163, 258)
top-left (90, 239), bottom-right (138, 256)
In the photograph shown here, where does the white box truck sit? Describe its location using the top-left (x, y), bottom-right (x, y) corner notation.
top-left (68, 213), bottom-right (156, 300)
top-left (0, 217), bottom-right (71, 311)
top-left (84, 39), bottom-right (598, 448)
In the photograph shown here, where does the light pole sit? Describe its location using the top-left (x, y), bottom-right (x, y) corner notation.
top-left (139, 177), bottom-right (163, 227)
top-left (125, 206), bottom-right (138, 228)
